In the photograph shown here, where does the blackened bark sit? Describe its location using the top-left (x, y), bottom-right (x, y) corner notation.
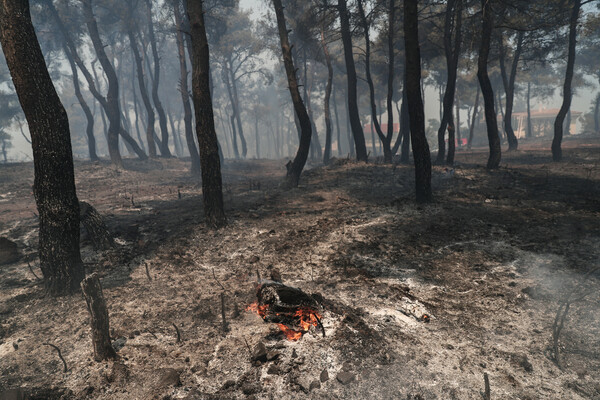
top-left (399, 84), bottom-right (411, 163)
top-left (386, 0), bottom-right (396, 162)
top-left (447, 121), bottom-right (456, 165)
top-left (468, 85), bottom-right (480, 149)
top-left (404, 0), bottom-right (432, 203)
top-left (527, 81), bottom-right (532, 138)
top-left (186, 0), bottom-right (227, 228)
top-left (63, 44), bottom-right (98, 161)
top-left (497, 30), bottom-right (523, 150)
top-left (79, 201), bottom-right (114, 250)
top-left (230, 112), bottom-right (240, 159)
top-left (357, 0), bottom-right (391, 162)
top-left (173, 0), bottom-right (201, 175)
top-left (128, 26), bottom-right (157, 158)
top-left (333, 85), bottom-right (342, 156)
top-left (594, 93), bottom-right (600, 134)
top-left (228, 59), bottom-right (248, 158)
top-left (81, 274), bottom-right (117, 361)
top-left (552, 0), bottom-right (580, 161)
top-left (477, 0), bottom-right (501, 169)
top-left (144, 0), bottom-right (171, 157)
top-left (0, 0), bottom-right (84, 295)
top-left (338, 0), bottom-right (368, 161)
top-left (436, 0), bottom-right (462, 164)
top-left (254, 114), bottom-right (260, 158)
top-left (321, 28), bottom-right (333, 165)
top-left (272, 0), bottom-right (312, 187)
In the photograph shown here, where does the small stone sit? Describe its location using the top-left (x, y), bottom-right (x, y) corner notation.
top-left (133, 330), bottom-right (141, 336)
top-left (222, 380), bottom-right (236, 389)
top-left (517, 355), bottom-right (533, 372)
top-left (294, 356), bottom-right (305, 365)
top-left (112, 337), bottom-right (127, 352)
top-left (342, 361), bottom-right (352, 371)
top-left (320, 369), bottom-right (329, 382)
top-left (12, 342), bottom-right (18, 350)
top-left (270, 268), bottom-right (282, 283)
top-left (155, 368), bottom-right (181, 388)
top-left (184, 356), bottom-right (190, 363)
top-left (309, 380), bottom-right (321, 391)
top-left (0, 237), bottom-right (19, 266)
top-left (291, 348), bottom-right (298, 358)
top-left (266, 350), bottom-right (280, 361)
top-left (336, 371), bottom-right (355, 385)
top-left (267, 364), bottom-right (280, 375)
top-left (251, 342), bottom-right (267, 362)
top-left (249, 255), bottom-right (260, 264)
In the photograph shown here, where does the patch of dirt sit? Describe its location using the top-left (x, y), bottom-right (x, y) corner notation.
top-left (1, 137), bottom-right (599, 399)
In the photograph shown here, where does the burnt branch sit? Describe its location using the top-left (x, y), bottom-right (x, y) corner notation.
top-left (172, 323), bottom-right (181, 343)
top-left (43, 343), bottom-right (68, 373)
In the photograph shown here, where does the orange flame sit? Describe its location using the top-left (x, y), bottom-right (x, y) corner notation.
top-left (247, 302), bottom-right (321, 341)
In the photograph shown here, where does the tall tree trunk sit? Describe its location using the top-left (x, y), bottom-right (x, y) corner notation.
top-left (128, 27), bottom-right (157, 158)
top-left (553, 0), bottom-right (580, 162)
top-left (168, 108), bottom-right (183, 157)
top-left (456, 95), bottom-right (461, 146)
top-left (477, 0), bottom-right (501, 169)
top-left (497, 30), bottom-right (523, 150)
top-left (186, 0), bottom-right (226, 228)
top-left (594, 92), bottom-right (600, 134)
top-left (254, 114), bottom-right (260, 158)
top-left (333, 85), bottom-right (342, 156)
top-left (144, 0), bottom-right (171, 157)
top-left (306, 67), bottom-right (323, 160)
top-left (272, 0), bottom-right (312, 187)
top-left (404, 0), bottom-right (432, 203)
top-left (436, 0), bottom-right (462, 164)
top-left (63, 44), bottom-right (98, 161)
top-left (230, 112), bottom-right (240, 159)
top-left (566, 97), bottom-right (572, 134)
top-left (228, 61), bottom-right (248, 158)
top-left (131, 60), bottom-right (146, 152)
top-left (338, 0), bottom-right (368, 161)
top-left (358, 0), bottom-right (391, 162)
top-left (0, 0), bottom-right (84, 294)
top-left (321, 28), bottom-right (333, 165)
top-left (527, 81), bottom-right (532, 138)
top-left (468, 85), bottom-right (480, 149)
top-left (173, 0), bottom-right (201, 175)
top-left (386, 0), bottom-right (396, 162)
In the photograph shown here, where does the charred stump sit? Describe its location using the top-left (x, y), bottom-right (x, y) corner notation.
top-left (79, 201), bottom-right (114, 251)
top-left (81, 273), bottom-right (117, 361)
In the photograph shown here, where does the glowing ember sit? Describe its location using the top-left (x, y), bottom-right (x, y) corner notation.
top-left (247, 302), bottom-right (322, 341)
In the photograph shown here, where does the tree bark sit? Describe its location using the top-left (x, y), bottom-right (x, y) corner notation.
top-left (468, 85), bottom-right (480, 149)
top-left (527, 81), bottom-right (532, 138)
top-left (338, 0), bottom-right (368, 161)
top-left (436, 0), bottom-right (462, 164)
top-left (173, 0), bottom-right (201, 175)
top-left (272, 0), bottom-right (312, 187)
top-left (552, 0), bottom-right (580, 161)
top-left (321, 28), bottom-right (333, 165)
top-left (228, 62), bottom-right (248, 159)
top-left (404, 0), bottom-right (432, 203)
top-left (497, 30), bottom-right (523, 150)
top-left (81, 273), bottom-right (117, 361)
top-left (477, 0), bottom-right (501, 169)
top-left (333, 85), bottom-right (342, 156)
top-left (386, 0), bottom-right (396, 162)
top-left (128, 26), bottom-right (157, 158)
top-left (594, 92), bottom-right (600, 134)
top-left (0, 0), bottom-right (84, 295)
top-left (186, 0), bottom-right (227, 228)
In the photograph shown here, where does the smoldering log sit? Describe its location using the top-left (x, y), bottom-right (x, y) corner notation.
top-left (81, 273), bottom-right (117, 361)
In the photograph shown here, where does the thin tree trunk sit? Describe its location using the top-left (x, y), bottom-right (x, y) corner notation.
top-left (552, 0), bottom-right (581, 162)
top-left (168, 109), bottom-right (182, 157)
top-left (173, 0), bottom-right (201, 175)
top-left (0, 0), bottom-right (84, 294)
top-left (131, 60), bottom-right (145, 152)
top-left (436, 0), bottom-right (462, 164)
top-left (254, 114), bottom-right (260, 158)
top-left (186, 0), bottom-right (226, 228)
top-left (272, 0), bottom-right (312, 187)
top-left (527, 81), bottom-right (532, 138)
top-left (385, 0), bottom-right (396, 162)
top-left (228, 61), bottom-right (247, 158)
top-left (477, 0), bottom-right (501, 169)
top-left (468, 85), bottom-right (480, 149)
top-left (333, 85), bottom-right (342, 156)
top-left (404, 0), bottom-right (432, 203)
top-left (594, 92), bottom-right (600, 134)
top-left (321, 28), bottom-right (333, 165)
top-left (497, 30), bottom-right (523, 150)
top-left (456, 95), bottom-right (461, 146)
top-left (399, 84), bottom-right (411, 163)
top-left (338, 0), bottom-right (368, 161)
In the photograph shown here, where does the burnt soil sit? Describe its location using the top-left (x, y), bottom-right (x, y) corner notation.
top-left (1, 136), bottom-right (599, 399)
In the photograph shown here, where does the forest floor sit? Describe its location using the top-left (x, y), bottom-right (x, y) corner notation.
top-left (1, 135), bottom-right (600, 400)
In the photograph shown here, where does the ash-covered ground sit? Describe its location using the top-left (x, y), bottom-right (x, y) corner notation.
top-left (1, 137), bottom-right (599, 399)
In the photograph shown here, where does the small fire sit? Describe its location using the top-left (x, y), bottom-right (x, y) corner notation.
top-left (247, 302), bottom-right (322, 341)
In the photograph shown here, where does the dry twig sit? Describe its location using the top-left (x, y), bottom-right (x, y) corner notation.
top-left (172, 323), bottom-right (181, 343)
top-left (43, 343), bottom-right (68, 373)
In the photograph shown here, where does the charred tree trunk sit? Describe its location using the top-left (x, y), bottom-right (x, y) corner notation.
top-left (81, 274), bottom-right (117, 361)
top-left (255, 114), bottom-right (260, 159)
top-left (527, 81), bottom-right (533, 138)
top-left (321, 28), bottom-right (333, 165)
top-left (594, 92), bottom-right (600, 134)
top-left (552, 0), bottom-right (580, 161)
top-left (477, 0), bottom-right (501, 169)
top-left (404, 0), bottom-right (432, 203)
top-left (456, 95), bottom-right (461, 147)
top-left (386, 0), bottom-right (396, 162)
top-left (333, 85), bottom-right (342, 156)
top-left (64, 44), bottom-right (98, 161)
top-left (79, 201), bottom-right (114, 250)
top-left (128, 26), bottom-right (157, 158)
top-left (230, 70), bottom-right (248, 159)
top-left (0, 0), bottom-right (84, 295)
top-left (338, 0), bottom-right (368, 161)
top-left (173, 0), bottom-right (201, 175)
top-left (436, 0), bottom-right (462, 165)
top-left (399, 84), bottom-right (411, 163)
top-left (468, 85), bottom-right (480, 149)
top-left (186, 0), bottom-right (227, 228)
top-left (497, 30), bottom-right (523, 150)
top-left (272, 0), bottom-right (312, 187)
top-left (144, 0), bottom-right (171, 157)
top-left (358, 0), bottom-right (391, 162)
top-left (131, 61), bottom-right (145, 153)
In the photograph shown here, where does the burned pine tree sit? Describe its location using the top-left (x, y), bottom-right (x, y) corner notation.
top-left (81, 274), bottom-right (117, 361)
top-left (0, 0), bottom-right (84, 294)
top-left (404, 0), bottom-right (432, 203)
top-left (272, 0), bottom-right (313, 187)
top-left (477, 0), bottom-right (501, 169)
top-left (186, 0), bottom-right (227, 228)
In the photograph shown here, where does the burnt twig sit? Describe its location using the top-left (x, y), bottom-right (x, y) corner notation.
top-left (243, 337), bottom-right (252, 358)
top-left (313, 312), bottom-right (325, 337)
top-left (483, 372), bottom-right (490, 400)
top-left (145, 262), bottom-right (152, 281)
top-left (212, 268), bottom-right (226, 291)
top-left (172, 323), bottom-right (181, 343)
top-left (28, 262), bottom-right (41, 281)
top-left (43, 343), bottom-right (68, 373)
top-left (221, 293), bottom-right (230, 334)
